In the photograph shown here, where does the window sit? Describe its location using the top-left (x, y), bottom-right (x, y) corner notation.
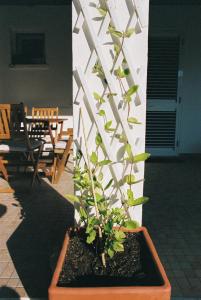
top-left (11, 32), bottom-right (46, 65)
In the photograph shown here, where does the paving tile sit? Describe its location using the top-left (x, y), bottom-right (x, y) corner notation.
top-left (15, 287), bottom-right (27, 297)
top-left (0, 262), bottom-right (14, 278)
top-left (7, 277), bottom-right (19, 287)
top-left (0, 278), bottom-right (8, 285)
top-left (0, 262), bottom-right (7, 276)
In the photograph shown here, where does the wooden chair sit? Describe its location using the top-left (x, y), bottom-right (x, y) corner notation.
top-left (32, 107), bottom-right (59, 141)
top-left (52, 128), bottom-right (73, 184)
top-left (0, 104), bottom-right (11, 192)
top-left (0, 103), bottom-right (44, 188)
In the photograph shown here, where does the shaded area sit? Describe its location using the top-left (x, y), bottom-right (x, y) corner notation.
top-left (143, 157), bottom-right (201, 297)
top-left (0, 204), bottom-right (7, 218)
top-left (5, 173), bottom-right (74, 298)
top-left (0, 286), bottom-right (20, 298)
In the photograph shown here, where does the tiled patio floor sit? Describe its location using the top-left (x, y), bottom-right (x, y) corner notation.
top-left (0, 160), bottom-right (74, 299)
top-left (0, 156), bottom-right (201, 299)
top-left (144, 157), bottom-right (201, 298)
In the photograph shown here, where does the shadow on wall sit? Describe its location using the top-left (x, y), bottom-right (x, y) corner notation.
top-left (6, 174), bottom-right (74, 298)
top-left (0, 286), bottom-right (20, 298)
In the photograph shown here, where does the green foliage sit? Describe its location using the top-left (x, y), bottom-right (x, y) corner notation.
top-left (98, 109), bottom-right (105, 117)
top-left (92, 62), bottom-right (106, 82)
top-left (104, 120), bottom-right (115, 132)
top-left (127, 117), bottom-right (141, 124)
top-left (124, 220), bottom-right (139, 229)
top-left (97, 7), bottom-right (107, 17)
top-left (90, 152), bottom-right (98, 164)
top-left (95, 133), bottom-right (103, 146)
top-left (93, 92), bottom-right (105, 104)
top-left (70, 10), bottom-right (150, 267)
top-left (124, 28), bottom-right (135, 38)
top-left (66, 194), bottom-right (80, 203)
top-left (114, 67), bottom-right (130, 78)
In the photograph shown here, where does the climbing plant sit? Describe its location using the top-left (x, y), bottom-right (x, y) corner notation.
top-left (71, 0), bottom-right (150, 267)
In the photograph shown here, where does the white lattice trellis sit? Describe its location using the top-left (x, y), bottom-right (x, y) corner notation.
top-left (73, 0), bottom-right (150, 224)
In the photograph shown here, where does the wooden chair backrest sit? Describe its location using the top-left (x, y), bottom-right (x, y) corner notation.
top-left (32, 107), bottom-right (58, 119)
top-left (10, 103), bottom-right (32, 149)
top-left (0, 104), bottom-right (11, 140)
top-left (66, 128), bottom-right (73, 137)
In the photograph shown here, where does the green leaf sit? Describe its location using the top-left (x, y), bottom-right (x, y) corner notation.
top-left (107, 25), bottom-right (123, 38)
top-left (124, 68), bottom-right (130, 76)
top-left (125, 143), bottom-right (132, 156)
top-left (127, 117), bottom-right (141, 124)
top-left (128, 196), bottom-right (149, 207)
top-left (95, 133), bottom-right (103, 146)
top-left (125, 28), bottom-right (135, 38)
top-left (98, 172), bottom-right (103, 181)
top-left (93, 92), bottom-right (105, 104)
top-left (114, 230), bottom-right (126, 241)
top-left (85, 197), bottom-right (95, 206)
top-left (79, 207), bottom-right (87, 219)
top-left (124, 220), bottom-right (139, 229)
top-left (115, 134), bottom-right (127, 143)
top-left (114, 67), bottom-right (130, 78)
top-left (95, 193), bottom-right (104, 202)
top-left (104, 220), bottom-right (113, 233)
top-left (93, 92), bottom-right (101, 100)
top-left (97, 7), bottom-right (107, 17)
top-left (66, 194), bottom-right (80, 203)
top-left (124, 174), bottom-right (136, 185)
top-left (98, 110), bottom-right (105, 117)
top-left (123, 94), bottom-right (132, 103)
top-left (104, 179), bottom-right (113, 190)
top-left (108, 247), bottom-right (114, 258)
top-left (107, 92), bottom-right (117, 100)
top-left (105, 121), bottom-right (115, 132)
top-left (114, 43), bottom-right (120, 55)
top-left (87, 230), bottom-right (96, 244)
top-left (98, 159), bottom-right (112, 166)
top-left (133, 153), bottom-right (150, 163)
top-left (126, 85), bottom-right (138, 96)
top-left (113, 241), bottom-right (124, 252)
top-left (90, 152), bottom-right (98, 164)
top-left (127, 189), bottom-right (134, 202)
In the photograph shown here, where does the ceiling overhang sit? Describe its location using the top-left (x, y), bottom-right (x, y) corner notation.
top-left (151, 0), bottom-right (201, 5)
top-left (0, 0), bottom-right (70, 5)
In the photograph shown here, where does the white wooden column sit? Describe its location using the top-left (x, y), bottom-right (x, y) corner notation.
top-left (73, 0), bottom-right (150, 224)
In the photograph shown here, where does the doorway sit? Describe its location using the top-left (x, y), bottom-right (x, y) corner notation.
top-left (146, 36), bottom-right (181, 156)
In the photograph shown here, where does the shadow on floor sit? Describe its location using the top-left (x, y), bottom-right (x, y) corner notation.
top-left (0, 203), bottom-right (7, 218)
top-left (0, 286), bottom-right (20, 298)
top-left (6, 174), bottom-right (74, 298)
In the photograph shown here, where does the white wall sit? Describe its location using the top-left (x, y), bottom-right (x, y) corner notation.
top-left (149, 5), bottom-right (201, 153)
top-left (0, 5), bottom-right (72, 117)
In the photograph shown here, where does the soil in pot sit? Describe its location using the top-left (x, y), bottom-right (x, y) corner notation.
top-left (58, 229), bottom-right (164, 288)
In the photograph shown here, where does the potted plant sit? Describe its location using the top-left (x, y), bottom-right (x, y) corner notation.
top-left (49, 1), bottom-right (171, 299)
top-left (48, 109), bottom-right (171, 300)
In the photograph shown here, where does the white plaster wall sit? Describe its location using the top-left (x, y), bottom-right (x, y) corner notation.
top-left (0, 5), bottom-right (72, 120)
top-left (149, 5), bottom-right (201, 153)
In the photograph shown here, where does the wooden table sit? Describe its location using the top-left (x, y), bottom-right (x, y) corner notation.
top-left (25, 117), bottom-right (70, 184)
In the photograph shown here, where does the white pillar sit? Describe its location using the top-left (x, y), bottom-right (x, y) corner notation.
top-left (73, 0), bottom-right (150, 225)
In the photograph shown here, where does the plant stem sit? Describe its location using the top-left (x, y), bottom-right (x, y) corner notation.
top-left (111, 35), bottom-right (125, 73)
top-left (80, 108), bottom-right (106, 268)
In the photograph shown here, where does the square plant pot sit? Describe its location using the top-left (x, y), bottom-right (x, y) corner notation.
top-left (48, 227), bottom-right (171, 300)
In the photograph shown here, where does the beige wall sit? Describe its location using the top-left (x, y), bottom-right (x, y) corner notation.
top-left (0, 5), bottom-right (72, 115)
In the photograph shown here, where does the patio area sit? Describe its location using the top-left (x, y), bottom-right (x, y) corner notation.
top-left (0, 156), bottom-right (201, 299)
top-left (144, 156), bottom-right (201, 299)
top-left (0, 159), bottom-right (74, 299)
